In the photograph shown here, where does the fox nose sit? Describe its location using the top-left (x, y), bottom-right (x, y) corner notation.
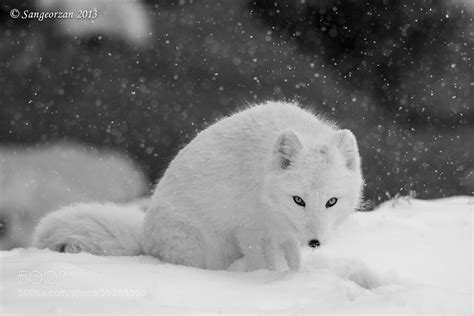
top-left (308, 239), bottom-right (320, 248)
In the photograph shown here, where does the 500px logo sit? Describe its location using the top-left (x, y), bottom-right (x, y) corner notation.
top-left (18, 270), bottom-right (71, 285)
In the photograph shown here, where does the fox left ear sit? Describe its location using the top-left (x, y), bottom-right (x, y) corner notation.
top-left (334, 129), bottom-right (360, 171)
top-left (273, 129), bottom-right (302, 170)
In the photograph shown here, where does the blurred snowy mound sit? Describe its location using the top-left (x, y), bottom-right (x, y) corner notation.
top-left (0, 143), bottom-right (148, 250)
top-left (37, 0), bottom-right (150, 46)
top-left (1, 197), bottom-right (471, 313)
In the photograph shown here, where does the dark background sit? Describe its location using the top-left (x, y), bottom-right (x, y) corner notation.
top-left (1, 0), bottom-right (472, 207)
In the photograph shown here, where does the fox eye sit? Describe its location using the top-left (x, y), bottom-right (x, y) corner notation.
top-left (326, 197), bottom-right (338, 208)
top-left (293, 196), bottom-right (305, 207)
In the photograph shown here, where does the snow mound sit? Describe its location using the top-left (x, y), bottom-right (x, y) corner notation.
top-left (0, 143), bottom-right (148, 250)
top-left (37, 0), bottom-right (151, 46)
top-left (1, 197), bottom-right (472, 314)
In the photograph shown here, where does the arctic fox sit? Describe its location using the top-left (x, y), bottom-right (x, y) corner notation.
top-left (34, 101), bottom-right (363, 271)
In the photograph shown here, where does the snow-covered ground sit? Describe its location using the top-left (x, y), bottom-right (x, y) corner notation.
top-left (1, 197), bottom-right (472, 314)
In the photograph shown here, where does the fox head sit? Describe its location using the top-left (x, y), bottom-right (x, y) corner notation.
top-left (262, 128), bottom-right (363, 248)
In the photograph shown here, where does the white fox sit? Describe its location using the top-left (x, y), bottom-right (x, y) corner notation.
top-left (34, 101), bottom-right (363, 271)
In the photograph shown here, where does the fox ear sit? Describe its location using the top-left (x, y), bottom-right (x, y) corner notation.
top-left (334, 129), bottom-right (360, 171)
top-left (274, 129), bottom-right (302, 170)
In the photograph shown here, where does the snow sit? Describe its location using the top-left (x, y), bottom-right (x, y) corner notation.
top-left (0, 143), bottom-right (148, 250)
top-left (1, 197), bottom-right (472, 314)
top-left (37, 0), bottom-right (151, 45)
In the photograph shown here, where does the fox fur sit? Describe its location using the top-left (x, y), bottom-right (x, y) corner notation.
top-left (33, 101), bottom-right (363, 271)
top-left (33, 203), bottom-right (144, 256)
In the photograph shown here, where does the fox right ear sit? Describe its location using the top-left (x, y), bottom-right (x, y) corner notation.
top-left (334, 129), bottom-right (360, 171)
top-left (273, 129), bottom-right (302, 170)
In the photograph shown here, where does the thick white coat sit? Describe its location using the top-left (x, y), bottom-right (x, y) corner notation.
top-left (142, 101), bottom-right (363, 270)
top-left (33, 203), bottom-right (144, 256)
top-left (33, 102), bottom-right (363, 271)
